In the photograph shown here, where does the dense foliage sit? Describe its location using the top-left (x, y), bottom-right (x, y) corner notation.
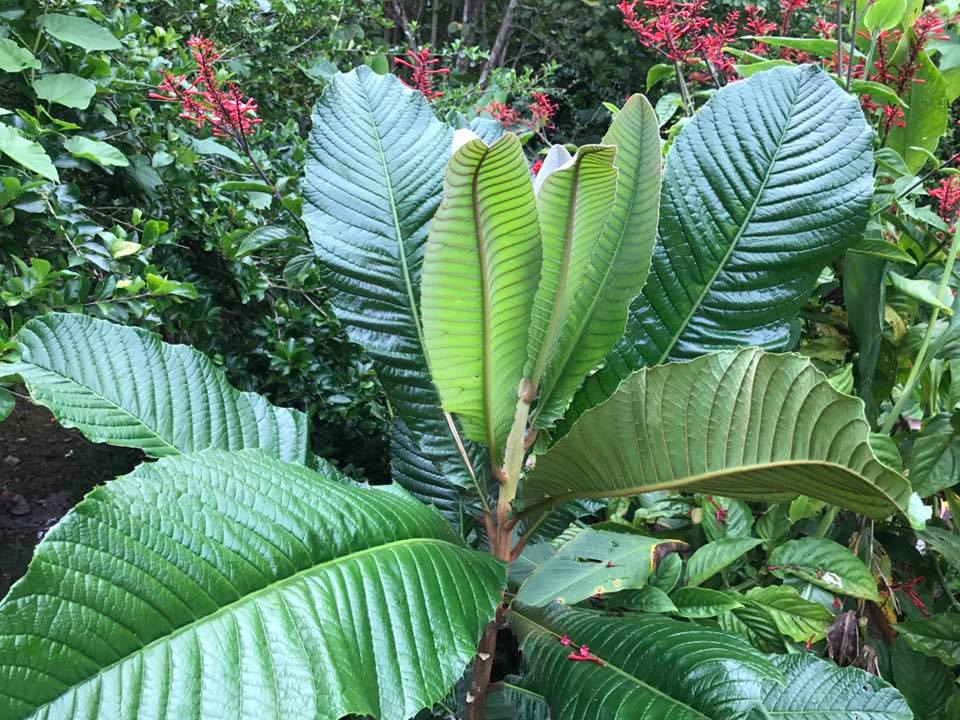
top-left (2, 0), bottom-right (960, 719)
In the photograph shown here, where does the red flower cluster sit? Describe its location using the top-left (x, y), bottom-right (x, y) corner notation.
top-left (811, 17), bottom-right (837, 38)
top-left (394, 47), bottom-right (449, 101)
top-left (880, 576), bottom-right (929, 616)
top-left (484, 101), bottom-right (522, 127)
top-left (778, 0), bottom-right (809, 34)
top-left (149, 36), bottom-right (262, 140)
top-left (930, 176), bottom-right (960, 231)
top-left (528, 92), bottom-right (558, 130)
top-left (744, 5), bottom-right (777, 36)
top-left (559, 635), bottom-right (604, 665)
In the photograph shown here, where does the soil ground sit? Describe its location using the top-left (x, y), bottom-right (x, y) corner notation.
top-left (0, 392), bottom-right (140, 596)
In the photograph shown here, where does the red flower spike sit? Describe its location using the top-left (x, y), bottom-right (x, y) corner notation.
top-left (930, 176), bottom-right (960, 231)
top-left (567, 645), bottom-right (605, 666)
top-left (149, 36), bottom-right (262, 141)
top-left (531, 159), bottom-right (544, 176)
top-left (527, 92), bottom-right (558, 130)
top-left (393, 47), bottom-right (449, 102)
top-left (779, 0), bottom-right (809, 34)
top-left (833, 595), bottom-right (841, 610)
top-left (744, 5), bottom-right (777, 36)
top-left (812, 17), bottom-right (837, 38)
top-left (559, 634), bottom-right (572, 646)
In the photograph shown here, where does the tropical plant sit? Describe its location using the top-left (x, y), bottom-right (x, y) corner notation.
top-left (0, 61), bottom-right (924, 718)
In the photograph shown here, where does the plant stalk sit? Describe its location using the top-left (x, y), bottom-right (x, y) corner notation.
top-left (845, 0), bottom-right (860, 90)
top-left (463, 604), bottom-right (506, 720)
top-left (674, 62), bottom-right (693, 116)
top-left (862, 31), bottom-right (879, 82)
top-left (881, 226), bottom-right (960, 433)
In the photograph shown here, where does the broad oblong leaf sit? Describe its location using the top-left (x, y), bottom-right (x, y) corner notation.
top-left (6, 313), bottom-right (309, 462)
top-left (531, 95), bottom-right (662, 427)
top-left (524, 349), bottom-right (912, 519)
top-left (769, 537), bottom-right (879, 601)
top-left (564, 64), bottom-right (873, 428)
top-left (0, 450), bottom-right (504, 720)
top-left (422, 131), bottom-right (541, 459)
top-left (896, 614), bottom-right (960, 666)
top-left (303, 67), bottom-right (476, 513)
top-left (511, 605), bottom-right (782, 719)
top-left (752, 653), bottom-right (913, 719)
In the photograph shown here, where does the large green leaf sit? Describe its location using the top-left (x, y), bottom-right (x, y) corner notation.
top-left (5, 313), bottom-right (309, 462)
top-left (563, 64), bottom-right (873, 428)
top-left (739, 585), bottom-right (833, 642)
top-left (422, 131), bottom-right (541, 459)
top-left (32, 73), bottom-right (96, 110)
top-left (42, 13), bottom-right (122, 51)
top-left (530, 95), bottom-right (661, 427)
top-left (514, 527), bottom-right (681, 606)
top-left (685, 537), bottom-right (763, 586)
top-left (523, 349), bottom-right (912, 519)
top-left (896, 614), bottom-right (960, 666)
top-left (751, 653), bottom-right (912, 719)
top-left (303, 67), bottom-right (476, 514)
top-left (526, 145), bottom-right (617, 414)
top-left (0, 124), bottom-right (58, 182)
top-left (768, 537), bottom-right (879, 601)
top-left (887, 50), bottom-right (947, 174)
top-left (0, 450), bottom-right (504, 720)
top-left (510, 605), bottom-right (782, 719)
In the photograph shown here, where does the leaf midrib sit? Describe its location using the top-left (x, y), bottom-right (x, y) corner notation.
top-left (654, 78), bottom-right (802, 366)
top-left (510, 610), bottom-right (713, 720)
top-left (523, 459), bottom-right (893, 515)
top-left (358, 83), bottom-right (429, 363)
top-left (23, 536), bottom-right (466, 716)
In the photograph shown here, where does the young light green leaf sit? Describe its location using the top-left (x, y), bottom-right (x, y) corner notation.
top-left (422, 131), bottom-right (541, 458)
top-left (896, 614), bottom-right (960, 666)
top-left (889, 271), bottom-right (952, 313)
top-left (564, 65), bottom-right (873, 430)
top-left (63, 136), bottom-right (128, 168)
top-left (742, 36), bottom-right (840, 57)
top-left (532, 143), bottom-right (572, 195)
top-left (531, 94), bottom-right (661, 428)
top-left (511, 605), bottom-right (783, 720)
top-left (524, 350), bottom-right (913, 521)
top-left (619, 584), bottom-right (678, 613)
top-left (514, 528), bottom-right (684, 606)
top-left (6, 313), bottom-right (309, 462)
top-left (735, 59), bottom-right (794, 77)
top-left (0, 450), bottom-right (504, 720)
top-left (686, 537), bottom-right (763, 586)
top-left (32, 72), bottom-right (96, 109)
top-left (0, 124), bottom-right (58, 181)
top-left (42, 13), bottom-right (122, 50)
top-left (769, 537), bottom-right (879, 601)
top-left (0, 38), bottom-right (40, 72)
top-left (865, 0), bottom-right (908, 31)
top-left (670, 586), bottom-right (743, 618)
top-left (753, 653), bottom-right (912, 719)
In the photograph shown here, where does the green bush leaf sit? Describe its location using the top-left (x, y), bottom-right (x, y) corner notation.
top-left (0, 124), bottom-right (58, 181)
top-left (5, 313), bottom-right (309, 462)
top-left (511, 605), bottom-right (783, 719)
top-left (41, 13), bottom-right (122, 50)
top-left (0, 387), bottom-right (13, 422)
top-left (910, 415), bottom-right (960, 497)
top-left (563, 65), bottom-right (873, 429)
top-left (422, 131), bottom-right (541, 458)
top-left (769, 537), bottom-right (879, 600)
top-left (514, 528), bottom-right (682, 606)
top-left (303, 66), bottom-right (477, 517)
top-left (63, 135), bottom-right (128, 168)
top-left (743, 36), bottom-right (841, 58)
top-left (530, 95), bottom-right (661, 428)
top-left (892, 641), bottom-right (955, 719)
top-left (670, 586), bottom-right (743, 617)
top-left (887, 51), bottom-right (947, 173)
top-left (741, 585), bottom-right (833, 642)
top-left (752, 653), bottom-right (912, 719)
top-left (864, 0), bottom-right (907, 30)
top-left (0, 38), bottom-right (40, 72)
top-left (524, 350), bottom-right (912, 520)
top-left (896, 614), bottom-right (960, 666)
top-left (686, 537), bottom-right (763, 586)
top-left (32, 72), bottom-right (96, 109)
top-left (0, 450), bottom-right (504, 720)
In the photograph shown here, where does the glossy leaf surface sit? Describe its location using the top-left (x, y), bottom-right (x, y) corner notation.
top-left (0, 450), bottom-right (504, 720)
top-left (564, 65), bottom-right (873, 427)
top-left (303, 67), bottom-right (476, 514)
top-left (511, 605), bottom-right (782, 719)
top-left (6, 313), bottom-right (309, 462)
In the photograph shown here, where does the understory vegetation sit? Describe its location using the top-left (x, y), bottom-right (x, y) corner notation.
top-left (2, 0), bottom-right (960, 718)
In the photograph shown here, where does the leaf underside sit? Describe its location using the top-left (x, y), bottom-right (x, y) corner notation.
top-left (524, 349), bottom-right (912, 519)
top-left (562, 64), bottom-right (874, 430)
